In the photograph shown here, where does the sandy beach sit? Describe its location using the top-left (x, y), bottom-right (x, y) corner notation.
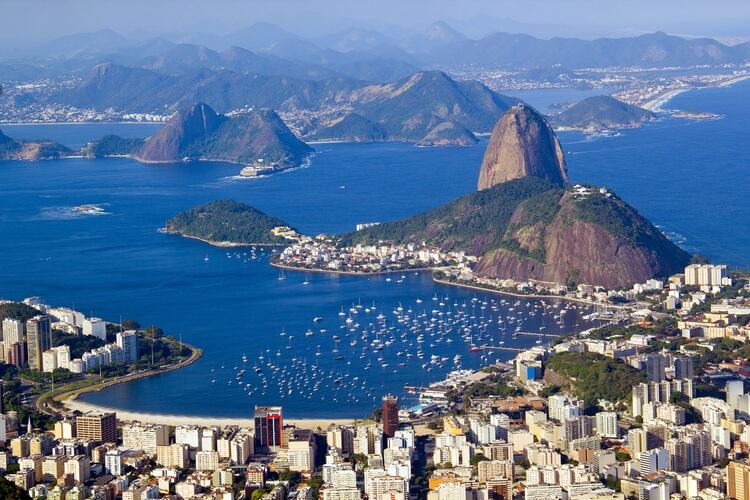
top-left (64, 399), bottom-right (354, 430)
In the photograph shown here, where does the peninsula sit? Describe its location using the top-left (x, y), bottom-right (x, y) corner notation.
top-left (163, 199), bottom-right (301, 246)
top-left (281, 105), bottom-right (691, 289)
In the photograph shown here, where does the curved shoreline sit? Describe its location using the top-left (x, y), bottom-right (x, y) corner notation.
top-left (432, 276), bottom-right (625, 308)
top-left (40, 340), bottom-right (204, 418)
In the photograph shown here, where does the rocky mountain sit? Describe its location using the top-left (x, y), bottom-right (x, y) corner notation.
top-left (0, 129), bottom-right (72, 160)
top-left (549, 96), bottom-right (656, 131)
top-left (344, 107), bottom-right (690, 289)
top-left (136, 103), bottom-right (312, 166)
top-left (305, 112), bottom-right (386, 143)
top-left (164, 199), bottom-right (293, 246)
top-left (477, 105), bottom-right (567, 190)
top-left (341, 70), bottom-right (518, 144)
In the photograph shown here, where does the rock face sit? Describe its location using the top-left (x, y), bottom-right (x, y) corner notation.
top-left (477, 104), bottom-right (568, 190)
top-left (137, 103), bottom-right (226, 162)
top-left (472, 190), bottom-right (690, 289)
top-left (136, 103), bottom-right (312, 166)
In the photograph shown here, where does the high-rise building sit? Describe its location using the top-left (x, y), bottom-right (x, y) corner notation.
top-left (116, 330), bottom-right (140, 364)
top-left (288, 429), bottom-right (316, 473)
top-left (104, 449), bottom-right (123, 475)
top-left (75, 413), bottom-right (117, 444)
top-left (727, 380), bottom-right (745, 410)
top-left (729, 460), bottom-right (750, 500)
top-left (671, 356), bottom-right (694, 380)
top-left (2, 318), bottom-right (25, 359)
top-left (595, 412), bottom-right (618, 438)
top-left (157, 443), bottom-right (190, 469)
top-left (82, 317), bottom-right (107, 340)
top-left (122, 422), bottom-right (169, 454)
top-left (645, 353), bottom-right (666, 382)
top-left (382, 395), bottom-right (399, 438)
top-left (26, 315), bottom-right (52, 371)
top-left (254, 406), bottom-right (283, 453)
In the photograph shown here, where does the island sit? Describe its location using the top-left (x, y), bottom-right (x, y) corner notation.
top-left (0, 128), bottom-right (73, 160)
top-left (548, 95), bottom-right (656, 132)
top-left (163, 199), bottom-right (301, 247)
top-left (1, 103), bottom-right (314, 175)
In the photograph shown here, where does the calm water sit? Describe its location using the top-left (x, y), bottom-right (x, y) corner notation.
top-left (0, 80), bottom-right (748, 418)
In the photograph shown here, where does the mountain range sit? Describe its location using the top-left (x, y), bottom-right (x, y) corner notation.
top-left (46, 68), bottom-right (518, 145)
top-left (4, 25), bottom-right (749, 81)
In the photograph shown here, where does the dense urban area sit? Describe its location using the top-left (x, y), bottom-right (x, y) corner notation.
top-left (0, 261), bottom-right (749, 499)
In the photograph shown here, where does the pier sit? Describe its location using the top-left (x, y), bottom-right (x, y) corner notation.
top-left (513, 331), bottom-right (562, 338)
top-left (480, 344), bottom-right (523, 352)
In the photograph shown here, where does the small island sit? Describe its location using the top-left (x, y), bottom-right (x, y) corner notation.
top-left (548, 95), bottom-right (656, 132)
top-left (0, 129), bottom-right (73, 160)
top-left (163, 199), bottom-right (301, 247)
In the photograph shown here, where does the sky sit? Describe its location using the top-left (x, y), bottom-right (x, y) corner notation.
top-left (2, 0), bottom-right (750, 44)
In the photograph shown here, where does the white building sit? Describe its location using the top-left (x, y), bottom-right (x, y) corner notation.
top-left (82, 317), bottom-right (107, 340)
top-left (117, 330), bottom-right (140, 364)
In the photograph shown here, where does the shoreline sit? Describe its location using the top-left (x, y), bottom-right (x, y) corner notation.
top-left (64, 399), bottom-right (354, 430)
top-left (161, 229), bottom-right (287, 248)
top-left (641, 73), bottom-right (750, 112)
top-left (48, 340), bottom-right (203, 417)
top-left (432, 276), bottom-right (626, 309)
top-left (269, 260), bottom-right (440, 276)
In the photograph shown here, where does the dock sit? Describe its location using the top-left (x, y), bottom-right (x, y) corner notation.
top-left (480, 344), bottom-right (523, 352)
top-left (514, 331), bottom-right (562, 338)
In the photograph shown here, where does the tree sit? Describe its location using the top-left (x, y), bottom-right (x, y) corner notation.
top-left (122, 319), bottom-right (141, 331)
top-left (0, 476), bottom-right (31, 500)
top-left (470, 453), bottom-right (489, 466)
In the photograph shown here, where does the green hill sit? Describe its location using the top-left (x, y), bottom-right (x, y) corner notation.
top-left (164, 200), bottom-right (293, 245)
top-left (549, 95), bottom-right (656, 131)
top-left (341, 177), bottom-right (690, 288)
top-left (545, 351), bottom-right (646, 403)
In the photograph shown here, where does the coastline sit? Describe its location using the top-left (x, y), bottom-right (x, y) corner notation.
top-left (64, 399), bottom-right (354, 430)
top-left (46, 340), bottom-right (203, 418)
top-left (641, 74), bottom-right (750, 112)
top-left (432, 276), bottom-right (626, 309)
top-left (161, 229), bottom-right (287, 248)
top-left (269, 260), bottom-right (440, 276)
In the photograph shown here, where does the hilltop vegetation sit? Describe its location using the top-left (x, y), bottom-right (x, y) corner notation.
top-left (548, 96), bottom-right (655, 131)
top-left (544, 351), bottom-right (646, 404)
top-left (0, 129), bottom-right (73, 161)
top-left (0, 302), bottom-right (40, 322)
top-left (164, 199), bottom-right (293, 245)
top-left (83, 134), bottom-right (145, 157)
top-left (340, 176), bottom-right (560, 253)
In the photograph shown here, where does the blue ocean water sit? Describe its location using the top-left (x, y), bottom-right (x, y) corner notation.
top-left (0, 81), bottom-right (747, 418)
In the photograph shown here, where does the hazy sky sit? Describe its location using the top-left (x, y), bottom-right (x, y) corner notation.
top-left (3, 0), bottom-right (750, 44)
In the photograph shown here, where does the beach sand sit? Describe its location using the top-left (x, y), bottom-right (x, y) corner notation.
top-left (65, 399), bottom-right (353, 430)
